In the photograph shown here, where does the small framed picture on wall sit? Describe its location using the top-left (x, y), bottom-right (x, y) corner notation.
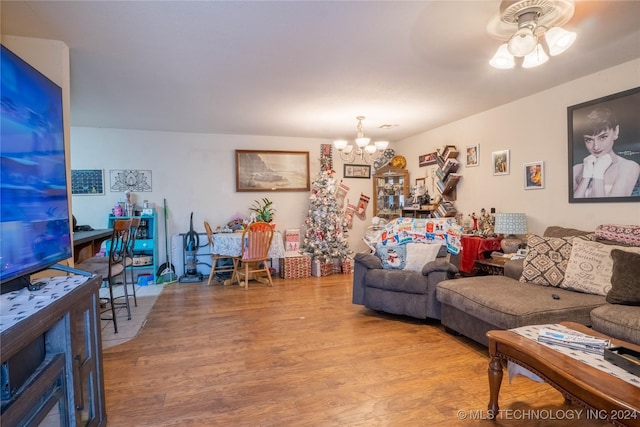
top-left (465, 144), bottom-right (479, 167)
top-left (492, 150), bottom-right (510, 175)
top-left (524, 161), bottom-right (544, 189)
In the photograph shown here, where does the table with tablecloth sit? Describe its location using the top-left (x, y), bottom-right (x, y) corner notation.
top-left (211, 230), bottom-right (285, 259)
top-left (211, 231), bottom-right (285, 286)
top-left (459, 235), bottom-right (502, 274)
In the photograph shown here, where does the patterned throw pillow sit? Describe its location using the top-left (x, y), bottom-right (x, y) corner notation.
top-left (595, 224), bottom-right (640, 247)
top-left (562, 239), bottom-right (640, 295)
top-left (519, 235), bottom-right (577, 287)
top-left (376, 245), bottom-right (406, 270)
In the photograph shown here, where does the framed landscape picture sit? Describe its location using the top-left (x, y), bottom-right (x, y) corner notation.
top-left (235, 150), bottom-right (310, 192)
top-left (492, 150), bottom-right (509, 176)
top-left (524, 161), bottom-right (544, 190)
top-left (568, 87), bottom-right (640, 203)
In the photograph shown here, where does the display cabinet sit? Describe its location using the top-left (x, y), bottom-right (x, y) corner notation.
top-left (373, 165), bottom-right (409, 219)
top-left (107, 211), bottom-right (157, 284)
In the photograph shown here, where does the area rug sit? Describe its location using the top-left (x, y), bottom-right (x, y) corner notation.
top-left (100, 284), bottom-right (164, 349)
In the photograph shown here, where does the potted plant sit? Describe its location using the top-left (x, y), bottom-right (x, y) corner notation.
top-left (249, 198), bottom-right (275, 223)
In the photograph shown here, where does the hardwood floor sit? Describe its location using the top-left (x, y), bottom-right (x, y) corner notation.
top-left (102, 274), bottom-right (614, 426)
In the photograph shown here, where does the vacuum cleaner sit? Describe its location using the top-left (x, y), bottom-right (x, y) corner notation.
top-left (179, 212), bottom-right (203, 283)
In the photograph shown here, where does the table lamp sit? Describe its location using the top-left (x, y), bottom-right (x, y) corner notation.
top-left (494, 213), bottom-right (528, 253)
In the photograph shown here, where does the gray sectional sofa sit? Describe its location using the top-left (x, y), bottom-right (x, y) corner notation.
top-left (436, 226), bottom-right (640, 346)
top-left (351, 225), bottom-right (639, 347)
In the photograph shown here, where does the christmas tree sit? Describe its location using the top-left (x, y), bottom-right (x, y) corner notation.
top-left (300, 160), bottom-right (352, 263)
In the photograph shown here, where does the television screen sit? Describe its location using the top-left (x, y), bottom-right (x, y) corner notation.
top-left (0, 44), bottom-right (72, 288)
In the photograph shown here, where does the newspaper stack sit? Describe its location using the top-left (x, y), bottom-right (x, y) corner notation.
top-left (537, 328), bottom-right (610, 355)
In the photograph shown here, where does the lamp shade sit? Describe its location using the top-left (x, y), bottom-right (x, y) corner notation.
top-left (489, 43), bottom-right (515, 69)
top-left (522, 44), bottom-right (549, 68)
top-left (544, 26), bottom-right (577, 56)
top-left (494, 213), bottom-right (528, 235)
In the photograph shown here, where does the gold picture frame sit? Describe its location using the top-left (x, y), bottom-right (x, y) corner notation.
top-left (235, 150), bottom-right (310, 192)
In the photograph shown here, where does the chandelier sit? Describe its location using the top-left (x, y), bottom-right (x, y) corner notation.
top-left (489, 0), bottom-right (577, 69)
top-left (333, 116), bottom-right (389, 164)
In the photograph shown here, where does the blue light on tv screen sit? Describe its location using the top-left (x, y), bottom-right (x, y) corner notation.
top-left (0, 44), bottom-right (72, 284)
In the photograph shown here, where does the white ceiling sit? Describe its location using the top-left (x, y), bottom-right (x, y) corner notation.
top-left (2, 0), bottom-right (639, 142)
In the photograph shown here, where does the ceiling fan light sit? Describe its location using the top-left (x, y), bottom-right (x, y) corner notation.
top-left (545, 26), bottom-right (576, 56)
top-left (490, 43), bottom-right (515, 69)
top-left (522, 44), bottom-right (549, 68)
top-left (508, 26), bottom-right (537, 56)
top-left (333, 139), bottom-right (348, 150)
top-left (355, 137), bottom-right (370, 148)
top-left (374, 140), bottom-right (389, 151)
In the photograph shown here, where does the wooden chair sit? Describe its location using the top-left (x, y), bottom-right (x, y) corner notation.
top-left (238, 221), bottom-right (274, 290)
top-left (204, 221), bottom-right (240, 285)
top-left (76, 218), bottom-right (132, 333)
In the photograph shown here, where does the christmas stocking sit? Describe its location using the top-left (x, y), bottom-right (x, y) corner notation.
top-left (335, 181), bottom-right (350, 208)
top-left (355, 193), bottom-right (370, 220)
top-left (345, 201), bottom-right (356, 229)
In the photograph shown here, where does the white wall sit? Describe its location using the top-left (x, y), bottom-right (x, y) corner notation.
top-left (398, 59), bottom-right (640, 236)
top-left (70, 129), bottom-right (375, 261)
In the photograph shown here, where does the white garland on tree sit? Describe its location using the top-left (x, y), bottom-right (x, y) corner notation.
top-left (300, 162), bottom-right (352, 263)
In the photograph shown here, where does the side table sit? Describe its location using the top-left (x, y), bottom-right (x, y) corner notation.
top-left (473, 257), bottom-right (509, 276)
top-left (459, 235), bottom-right (502, 274)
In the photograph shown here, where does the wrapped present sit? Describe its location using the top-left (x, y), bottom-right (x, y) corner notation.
top-left (279, 256), bottom-right (311, 279)
top-left (284, 228), bottom-right (301, 256)
top-left (341, 259), bottom-right (353, 274)
top-left (311, 260), bottom-right (333, 277)
top-left (332, 258), bottom-right (342, 274)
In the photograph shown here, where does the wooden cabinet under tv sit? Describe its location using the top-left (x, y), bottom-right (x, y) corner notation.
top-left (0, 275), bottom-right (106, 427)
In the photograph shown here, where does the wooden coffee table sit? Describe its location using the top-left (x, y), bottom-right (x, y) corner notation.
top-left (487, 322), bottom-right (640, 426)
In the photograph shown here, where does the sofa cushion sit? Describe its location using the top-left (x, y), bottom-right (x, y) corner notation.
top-left (595, 224), bottom-right (640, 247)
top-left (543, 226), bottom-right (592, 238)
top-left (365, 268), bottom-right (430, 294)
top-left (562, 240), bottom-right (640, 296)
top-left (519, 235), bottom-right (577, 287)
top-left (437, 276), bottom-right (606, 329)
top-left (590, 304), bottom-right (640, 345)
top-left (376, 245), bottom-right (406, 269)
top-left (403, 243), bottom-right (443, 272)
top-left (606, 249), bottom-right (640, 305)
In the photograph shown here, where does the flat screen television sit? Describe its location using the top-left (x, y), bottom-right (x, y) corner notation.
top-left (0, 44), bottom-right (72, 293)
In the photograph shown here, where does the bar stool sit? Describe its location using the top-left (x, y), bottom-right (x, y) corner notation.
top-left (76, 218), bottom-right (131, 333)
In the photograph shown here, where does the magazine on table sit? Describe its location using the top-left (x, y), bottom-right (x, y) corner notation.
top-left (537, 328), bottom-right (610, 355)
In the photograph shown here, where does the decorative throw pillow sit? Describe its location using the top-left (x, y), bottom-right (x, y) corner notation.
top-left (519, 235), bottom-right (577, 287)
top-left (403, 243), bottom-right (443, 272)
top-left (562, 239), bottom-right (640, 295)
top-left (376, 245), bottom-right (406, 270)
top-left (596, 224), bottom-right (640, 247)
top-left (606, 249), bottom-right (640, 305)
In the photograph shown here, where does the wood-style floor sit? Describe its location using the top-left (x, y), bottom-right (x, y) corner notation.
top-left (102, 274), bottom-right (614, 427)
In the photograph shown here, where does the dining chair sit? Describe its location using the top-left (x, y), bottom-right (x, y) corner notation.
top-left (238, 221), bottom-right (274, 290)
top-left (204, 221), bottom-right (240, 285)
top-left (76, 218), bottom-right (132, 334)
